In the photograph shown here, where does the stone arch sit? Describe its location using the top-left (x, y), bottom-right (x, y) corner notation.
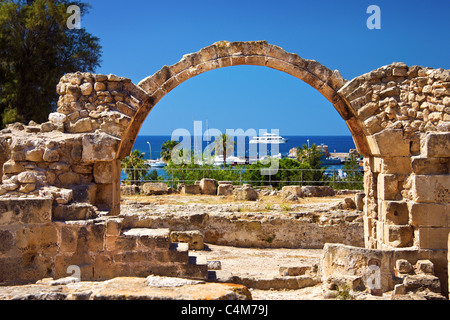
top-left (117, 40), bottom-right (371, 159)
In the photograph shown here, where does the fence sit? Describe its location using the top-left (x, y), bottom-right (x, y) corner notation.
top-left (120, 167), bottom-right (364, 192)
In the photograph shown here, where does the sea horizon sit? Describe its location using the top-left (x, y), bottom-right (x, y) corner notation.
top-left (133, 135), bottom-right (357, 160)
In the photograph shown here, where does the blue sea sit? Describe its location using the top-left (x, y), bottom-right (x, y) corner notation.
top-left (132, 135), bottom-right (356, 161)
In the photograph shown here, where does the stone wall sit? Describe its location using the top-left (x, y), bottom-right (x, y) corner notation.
top-left (338, 64), bottom-right (450, 251)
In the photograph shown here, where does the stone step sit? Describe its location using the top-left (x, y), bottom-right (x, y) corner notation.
top-left (52, 202), bottom-right (97, 221)
top-left (210, 273), bottom-right (320, 290)
top-left (120, 227), bottom-right (171, 249)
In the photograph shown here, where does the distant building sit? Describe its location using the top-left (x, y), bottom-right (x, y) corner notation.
top-left (288, 147), bottom-right (297, 159)
top-left (317, 144), bottom-right (330, 157)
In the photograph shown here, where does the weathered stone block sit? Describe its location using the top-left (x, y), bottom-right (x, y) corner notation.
top-left (421, 132), bottom-right (450, 157)
top-left (411, 157), bottom-right (449, 175)
top-left (367, 129), bottom-right (410, 157)
top-left (411, 175), bottom-right (450, 203)
top-left (0, 229), bottom-right (15, 254)
top-left (233, 185), bottom-right (258, 201)
top-left (3, 160), bottom-right (24, 174)
top-left (373, 157), bottom-right (412, 174)
top-left (0, 197), bottom-right (52, 225)
top-left (170, 230), bottom-right (204, 250)
top-left (199, 178), bottom-right (217, 195)
top-left (409, 203), bottom-right (448, 227)
top-left (93, 161), bottom-right (112, 184)
top-left (217, 183), bottom-right (233, 196)
top-left (384, 225), bottom-right (413, 247)
top-left (379, 200), bottom-right (409, 225)
top-left (417, 227), bottom-right (450, 249)
top-left (377, 174), bottom-right (401, 200)
top-left (15, 224), bottom-right (58, 252)
top-left (181, 184), bottom-right (201, 195)
top-left (82, 133), bottom-right (120, 162)
top-left (52, 203), bottom-right (97, 221)
top-left (395, 259), bottom-right (412, 274)
top-left (58, 171), bottom-right (80, 185)
top-left (142, 182), bottom-right (169, 195)
top-left (281, 186), bottom-right (304, 199)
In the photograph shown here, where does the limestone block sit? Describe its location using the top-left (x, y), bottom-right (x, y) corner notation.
top-left (52, 203), bottom-right (96, 221)
top-left (71, 184), bottom-right (97, 203)
top-left (411, 175), bottom-right (450, 203)
top-left (373, 157), bottom-right (412, 175)
top-left (377, 174), bottom-right (401, 200)
top-left (379, 200), bottom-right (409, 225)
top-left (93, 162), bottom-right (112, 184)
top-left (416, 227), bottom-right (450, 249)
top-left (409, 203), bottom-right (448, 227)
top-left (181, 184), bottom-right (201, 195)
top-left (170, 230), bottom-right (204, 250)
top-left (420, 132), bottom-right (450, 157)
top-left (281, 186), bottom-right (304, 199)
top-left (25, 148), bottom-right (44, 162)
top-left (82, 133), bottom-right (120, 162)
top-left (411, 157), bottom-right (449, 175)
top-left (94, 82), bottom-right (106, 91)
top-left (48, 112), bottom-right (67, 125)
top-left (395, 259), bottom-right (412, 275)
top-left (233, 185), bottom-right (258, 201)
top-left (3, 160), bottom-right (24, 174)
top-left (58, 171), bottom-right (80, 185)
top-left (383, 225), bottom-right (413, 247)
top-left (354, 193), bottom-right (365, 211)
top-left (66, 118), bottom-right (93, 133)
top-left (14, 225), bottom-right (58, 252)
top-left (366, 129), bottom-right (410, 157)
top-left (414, 260), bottom-right (434, 274)
top-left (301, 186), bottom-right (335, 197)
top-left (142, 182), bottom-right (169, 195)
top-left (0, 197), bottom-right (52, 225)
top-left (199, 178), bottom-right (217, 195)
top-left (217, 183), bottom-right (233, 196)
top-left (42, 148), bottom-right (60, 162)
top-left (80, 82), bottom-right (93, 96)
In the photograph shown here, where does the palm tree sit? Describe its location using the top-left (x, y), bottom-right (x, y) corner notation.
top-left (160, 140), bottom-right (180, 163)
top-left (296, 143), bottom-right (323, 169)
top-left (121, 149), bottom-right (150, 185)
top-left (213, 134), bottom-right (236, 166)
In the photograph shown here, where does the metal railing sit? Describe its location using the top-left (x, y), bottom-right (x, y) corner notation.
top-left (120, 167), bottom-right (364, 192)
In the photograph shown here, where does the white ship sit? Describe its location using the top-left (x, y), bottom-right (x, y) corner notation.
top-left (145, 159), bottom-right (167, 168)
top-left (249, 132), bottom-right (288, 144)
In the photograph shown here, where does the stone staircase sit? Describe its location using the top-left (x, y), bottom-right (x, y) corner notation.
top-left (112, 228), bottom-right (208, 280)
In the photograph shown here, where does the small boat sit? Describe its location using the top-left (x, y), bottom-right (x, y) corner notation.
top-left (146, 159), bottom-right (167, 168)
top-left (249, 133), bottom-right (288, 144)
top-left (320, 156), bottom-right (343, 165)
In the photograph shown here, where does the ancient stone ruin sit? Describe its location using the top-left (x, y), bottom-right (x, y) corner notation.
top-left (0, 41), bottom-right (448, 299)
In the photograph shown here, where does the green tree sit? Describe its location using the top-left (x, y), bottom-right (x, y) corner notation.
top-left (212, 134), bottom-right (236, 166)
top-left (342, 153), bottom-right (363, 190)
top-left (121, 150), bottom-right (150, 185)
top-left (0, 0), bottom-right (102, 128)
top-left (160, 140), bottom-right (180, 163)
top-left (296, 143), bottom-right (326, 184)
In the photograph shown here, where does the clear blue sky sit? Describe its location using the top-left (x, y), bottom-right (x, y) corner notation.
top-left (82, 0), bottom-right (450, 136)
